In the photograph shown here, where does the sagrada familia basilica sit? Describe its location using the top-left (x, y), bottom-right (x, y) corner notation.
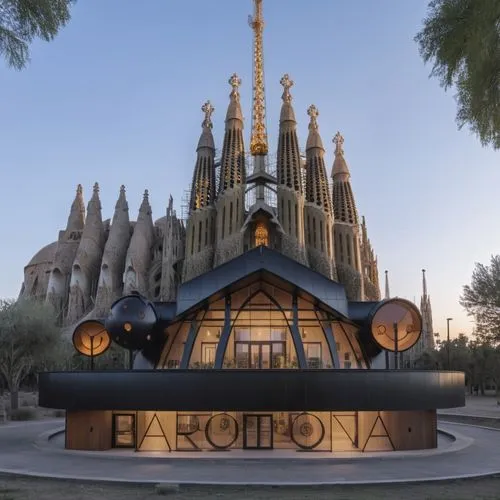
top-left (18, 0), bottom-right (434, 358)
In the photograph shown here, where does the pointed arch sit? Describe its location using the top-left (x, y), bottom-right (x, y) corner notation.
top-left (214, 286), bottom-right (307, 369)
top-left (31, 276), bottom-right (39, 297)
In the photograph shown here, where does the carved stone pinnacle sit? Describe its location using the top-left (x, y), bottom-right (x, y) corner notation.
top-left (201, 100), bottom-right (215, 128)
top-left (280, 74), bottom-right (294, 103)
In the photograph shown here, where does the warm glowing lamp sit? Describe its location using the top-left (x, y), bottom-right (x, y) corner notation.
top-left (72, 320), bottom-right (111, 370)
top-left (370, 298), bottom-right (422, 352)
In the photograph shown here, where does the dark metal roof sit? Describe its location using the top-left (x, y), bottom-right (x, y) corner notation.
top-left (176, 246), bottom-right (348, 317)
top-left (39, 369), bottom-right (465, 412)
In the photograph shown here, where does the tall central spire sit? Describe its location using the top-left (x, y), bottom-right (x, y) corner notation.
top-left (249, 0), bottom-right (268, 156)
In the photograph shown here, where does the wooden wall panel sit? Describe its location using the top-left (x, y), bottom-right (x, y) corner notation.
top-left (357, 410), bottom-right (437, 451)
top-left (66, 411), bottom-right (112, 450)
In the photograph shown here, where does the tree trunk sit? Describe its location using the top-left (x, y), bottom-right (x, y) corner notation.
top-left (10, 390), bottom-right (19, 411)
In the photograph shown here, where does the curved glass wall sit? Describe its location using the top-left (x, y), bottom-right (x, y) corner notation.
top-left (158, 279), bottom-right (367, 370)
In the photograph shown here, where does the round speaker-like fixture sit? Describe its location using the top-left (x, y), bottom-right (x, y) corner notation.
top-left (72, 320), bottom-right (111, 357)
top-left (370, 298), bottom-right (422, 352)
top-left (105, 294), bottom-right (159, 350)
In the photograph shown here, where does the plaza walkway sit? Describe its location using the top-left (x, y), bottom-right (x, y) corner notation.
top-left (0, 416), bottom-right (499, 485)
top-left (439, 395), bottom-right (500, 418)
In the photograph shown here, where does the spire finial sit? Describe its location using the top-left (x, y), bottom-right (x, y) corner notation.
top-left (201, 100), bottom-right (215, 129)
top-left (334, 131), bottom-right (344, 155)
top-left (307, 104), bottom-right (319, 130)
top-left (384, 270), bottom-right (390, 299)
top-left (280, 74), bottom-right (294, 103)
top-left (143, 189), bottom-right (149, 202)
top-left (229, 73), bottom-right (241, 96)
top-left (422, 268), bottom-right (428, 297)
top-left (249, 0), bottom-right (268, 155)
top-left (120, 184), bottom-right (125, 194)
top-left (76, 184), bottom-right (83, 195)
top-left (93, 182), bottom-right (99, 195)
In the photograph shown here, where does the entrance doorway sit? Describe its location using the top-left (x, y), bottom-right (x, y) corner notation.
top-left (235, 341), bottom-right (286, 369)
top-left (112, 413), bottom-right (136, 448)
top-left (243, 414), bottom-right (273, 449)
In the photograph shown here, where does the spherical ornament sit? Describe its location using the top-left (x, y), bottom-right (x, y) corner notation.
top-left (105, 294), bottom-right (159, 350)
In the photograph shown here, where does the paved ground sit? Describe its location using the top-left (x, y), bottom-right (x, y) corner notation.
top-left (439, 395), bottom-right (500, 418)
top-left (0, 418), bottom-right (498, 485)
top-left (1, 397), bottom-right (500, 486)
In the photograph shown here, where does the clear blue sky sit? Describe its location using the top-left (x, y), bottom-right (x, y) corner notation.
top-left (1, 0), bottom-right (498, 339)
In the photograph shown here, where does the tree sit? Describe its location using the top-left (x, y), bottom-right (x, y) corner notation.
top-left (0, 298), bottom-right (60, 410)
top-left (415, 0), bottom-right (500, 149)
top-left (460, 255), bottom-right (500, 343)
top-left (0, 0), bottom-right (75, 70)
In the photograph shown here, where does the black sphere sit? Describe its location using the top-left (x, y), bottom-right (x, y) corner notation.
top-left (105, 294), bottom-right (159, 350)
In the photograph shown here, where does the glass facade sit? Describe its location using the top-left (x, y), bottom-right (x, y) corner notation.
top-left (111, 409), bottom-right (436, 452)
top-left (158, 280), bottom-right (367, 370)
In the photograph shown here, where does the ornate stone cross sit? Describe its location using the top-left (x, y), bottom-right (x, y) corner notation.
top-left (307, 104), bottom-right (319, 129)
top-left (333, 131), bottom-right (344, 155)
top-left (280, 74), bottom-right (294, 103)
top-left (201, 100), bottom-right (215, 128)
top-left (229, 73), bottom-right (242, 96)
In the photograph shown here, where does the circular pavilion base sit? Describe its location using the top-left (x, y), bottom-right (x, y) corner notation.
top-left (2, 419), bottom-right (499, 485)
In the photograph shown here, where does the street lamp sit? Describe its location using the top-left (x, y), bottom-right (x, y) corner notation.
top-left (446, 318), bottom-right (453, 369)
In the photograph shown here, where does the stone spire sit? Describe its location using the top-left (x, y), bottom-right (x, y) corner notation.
top-left (45, 184), bottom-right (86, 323)
top-left (183, 102), bottom-right (217, 282)
top-left (190, 101), bottom-right (216, 211)
top-left (277, 74), bottom-right (302, 192)
top-left (67, 182), bottom-right (105, 324)
top-left (420, 269), bottom-right (434, 349)
top-left (360, 216), bottom-right (381, 300)
top-left (332, 132), bottom-right (364, 300)
top-left (123, 189), bottom-right (155, 296)
top-left (275, 73), bottom-right (307, 265)
top-left (404, 268), bottom-right (435, 363)
top-left (305, 105), bottom-right (332, 214)
top-left (94, 185), bottom-right (131, 314)
top-left (214, 75), bottom-right (246, 267)
top-left (385, 270), bottom-right (390, 299)
top-left (303, 104), bottom-right (335, 278)
top-left (332, 132), bottom-right (358, 225)
top-left (218, 74), bottom-right (246, 193)
top-left (66, 184), bottom-right (85, 232)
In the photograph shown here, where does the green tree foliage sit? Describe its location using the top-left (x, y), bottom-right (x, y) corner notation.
top-left (460, 255), bottom-right (500, 343)
top-left (0, 299), bottom-right (60, 410)
top-left (415, 0), bottom-right (500, 148)
top-left (0, 0), bottom-right (75, 70)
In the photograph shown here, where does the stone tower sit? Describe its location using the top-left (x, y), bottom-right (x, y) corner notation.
top-left (332, 132), bottom-right (364, 300)
top-left (276, 74), bottom-right (307, 265)
top-left (160, 196), bottom-right (185, 301)
top-left (360, 216), bottom-right (380, 300)
top-left (67, 182), bottom-right (105, 324)
top-left (303, 105), bottom-right (335, 279)
top-left (214, 74), bottom-right (246, 266)
top-left (46, 184), bottom-right (86, 323)
top-left (94, 185), bottom-right (131, 316)
top-left (123, 190), bottom-right (154, 296)
top-left (183, 101), bottom-right (217, 282)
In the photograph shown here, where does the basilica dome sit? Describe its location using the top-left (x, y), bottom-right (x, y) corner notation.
top-left (26, 241), bottom-right (58, 268)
